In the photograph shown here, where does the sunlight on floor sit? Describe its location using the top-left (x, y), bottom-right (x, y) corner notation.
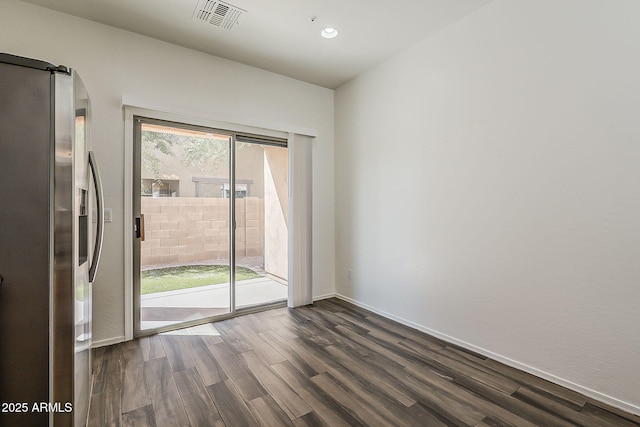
top-left (159, 323), bottom-right (222, 336)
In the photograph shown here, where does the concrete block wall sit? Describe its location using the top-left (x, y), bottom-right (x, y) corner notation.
top-left (141, 197), bottom-right (264, 268)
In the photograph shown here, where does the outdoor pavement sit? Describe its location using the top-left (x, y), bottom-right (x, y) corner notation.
top-left (140, 276), bottom-right (287, 330)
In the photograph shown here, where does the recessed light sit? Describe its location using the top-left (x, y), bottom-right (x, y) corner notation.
top-left (321, 27), bottom-right (338, 39)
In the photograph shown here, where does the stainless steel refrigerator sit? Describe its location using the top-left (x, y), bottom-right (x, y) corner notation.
top-left (0, 53), bottom-right (104, 426)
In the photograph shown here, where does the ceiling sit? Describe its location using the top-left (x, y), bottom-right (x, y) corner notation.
top-left (20, 0), bottom-right (494, 89)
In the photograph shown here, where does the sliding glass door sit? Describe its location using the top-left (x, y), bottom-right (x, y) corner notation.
top-left (133, 117), bottom-right (288, 336)
top-left (234, 138), bottom-right (289, 309)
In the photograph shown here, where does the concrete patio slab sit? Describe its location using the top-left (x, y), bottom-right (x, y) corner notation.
top-left (140, 277), bottom-right (287, 331)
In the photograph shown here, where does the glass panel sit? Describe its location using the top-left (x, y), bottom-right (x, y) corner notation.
top-left (138, 123), bottom-right (232, 331)
top-left (235, 142), bottom-right (288, 309)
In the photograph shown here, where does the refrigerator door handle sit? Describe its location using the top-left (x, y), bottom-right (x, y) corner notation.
top-left (88, 151), bottom-right (104, 283)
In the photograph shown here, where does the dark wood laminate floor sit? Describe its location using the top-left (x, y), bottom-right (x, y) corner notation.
top-left (89, 298), bottom-right (640, 426)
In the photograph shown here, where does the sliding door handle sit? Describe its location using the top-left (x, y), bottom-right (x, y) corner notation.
top-left (135, 214), bottom-right (145, 241)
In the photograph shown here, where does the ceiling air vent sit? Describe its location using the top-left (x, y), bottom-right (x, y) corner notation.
top-left (193, 0), bottom-right (245, 30)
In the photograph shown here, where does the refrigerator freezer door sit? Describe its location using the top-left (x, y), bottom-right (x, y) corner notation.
top-left (73, 71), bottom-right (93, 427)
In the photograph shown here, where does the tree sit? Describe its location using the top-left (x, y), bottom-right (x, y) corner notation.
top-left (142, 129), bottom-right (239, 177)
top-left (182, 136), bottom-right (230, 172)
top-left (141, 130), bottom-right (178, 177)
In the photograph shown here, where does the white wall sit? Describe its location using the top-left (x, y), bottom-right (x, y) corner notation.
top-left (0, 0), bottom-right (335, 343)
top-left (335, 0), bottom-right (640, 413)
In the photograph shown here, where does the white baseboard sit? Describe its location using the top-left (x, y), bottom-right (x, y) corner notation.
top-left (91, 336), bottom-right (125, 349)
top-left (334, 294), bottom-right (640, 417)
top-left (313, 292), bottom-right (337, 302)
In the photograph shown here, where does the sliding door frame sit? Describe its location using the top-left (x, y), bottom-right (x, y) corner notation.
top-left (132, 117), bottom-right (234, 337)
top-left (122, 104), bottom-right (315, 343)
top-left (131, 115), bottom-right (290, 337)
